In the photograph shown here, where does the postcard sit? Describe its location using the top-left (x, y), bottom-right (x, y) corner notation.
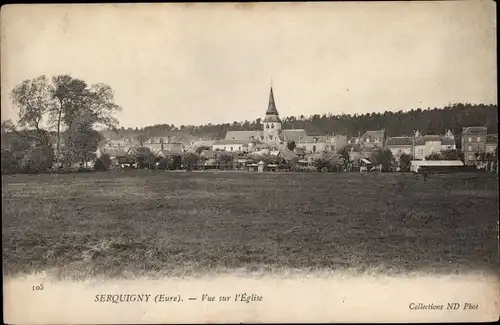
top-left (2, 1), bottom-right (499, 323)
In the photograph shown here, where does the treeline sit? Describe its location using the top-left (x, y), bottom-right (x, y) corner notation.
top-left (110, 103), bottom-right (498, 140)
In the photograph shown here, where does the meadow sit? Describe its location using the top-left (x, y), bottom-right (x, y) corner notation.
top-left (2, 171), bottom-right (498, 279)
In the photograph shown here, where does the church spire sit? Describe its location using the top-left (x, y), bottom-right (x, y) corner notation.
top-left (266, 86), bottom-right (279, 116)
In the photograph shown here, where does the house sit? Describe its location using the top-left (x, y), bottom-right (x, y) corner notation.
top-left (142, 137), bottom-right (185, 153)
top-left (385, 136), bottom-right (414, 160)
top-left (461, 126), bottom-right (487, 165)
top-left (98, 137), bottom-right (138, 162)
top-left (199, 150), bottom-right (219, 167)
top-left (348, 136), bottom-right (361, 145)
top-left (251, 142), bottom-right (271, 154)
top-left (155, 143), bottom-right (184, 154)
top-left (273, 148), bottom-right (299, 163)
top-left (225, 130), bottom-right (263, 142)
top-left (116, 156), bottom-right (136, 168)
top-left (282, 129), bottom-right (308, 143)
top-left (156, 149), bottom-right (183, 158)
top-left (296, 136), bottom-right (329, 153)
top-left (413, 130), bottom-right (456, 160)
top-left (103, 137), bottom-right (138, 149)
top-left (331, 134), bottom-right (348, 152)
top-left (97, 148), bottom-right (130, 160)
top-left (189, 139), bottom-right (216, 150)
top-left (212, 139), bottom-right (249, 152)
top-left (359, 130), bottom-right (386, 150)
top-left (96, 148), bottom-right (135, 168)
top-left (345, 143), bottom-right (370, 162)
top-left (295, 134), bottom-right (347, 154)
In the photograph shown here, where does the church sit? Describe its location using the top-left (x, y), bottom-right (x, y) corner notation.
top-left (210, 86), bottom-right (347, 155)
top-left (212, 87), bottom-right (308, 152)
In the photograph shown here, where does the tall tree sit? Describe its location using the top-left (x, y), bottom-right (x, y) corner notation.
top-left (49, 75), bottom-right (89, 161)
top-left (86, 83), bottom-right (122, 129)
top-left (371, 149), bottom-right (395, 171)
top-left (184, 152), bottom-right (199, 170)
top-left (63, 113), bottom-right (103, 167)
top-left (338, 147), bottom-right (351, 168)
top-left (10, 75), bottom-right (53, 146)
top-left (49, 75), bottom-right (122, 163)
top-left (134, 147), bottom-right (155, 169)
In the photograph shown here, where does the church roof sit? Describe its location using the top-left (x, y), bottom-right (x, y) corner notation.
top-left (225, 130), bottom-right (260, 141)
top-left (282, 129), bottom-right (307, 142)
top-left (214, 139), bottom-right (249, 145)
top-left (266, 87), bottom-right (279, 116)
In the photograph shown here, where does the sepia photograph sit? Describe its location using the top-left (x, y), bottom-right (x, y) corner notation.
top-left (2, 1), bottom-right (499, 323)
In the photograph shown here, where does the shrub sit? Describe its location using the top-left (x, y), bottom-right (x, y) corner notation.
top-left (94, 153), bottom-right (111, 171)
top-left (158, 158), bottom-right (169, 169)
top-left (1, 149), bottom-right (19, 174)
top-left (21, 145), bottom-right (55, 174)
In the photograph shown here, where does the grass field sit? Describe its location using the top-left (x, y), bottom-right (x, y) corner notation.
top-left (2, 171), bottom-right (498, 279)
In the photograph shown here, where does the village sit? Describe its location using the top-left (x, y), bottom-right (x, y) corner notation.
top-left (3, 3), bottom-right (499, 323)
top-left (92, 87), bottom-right (498, 174)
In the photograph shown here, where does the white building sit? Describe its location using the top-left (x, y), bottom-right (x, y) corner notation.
top-left (296, 135), bottom-right (347, 154)
top-left (385, 136), bottom-right (414, 160)
top-left (212, 139), bottom-right (249, 152)
top-left (413, 130), bottom-right (456, 160)
top-left (410, 160), bottom-right (464, 173)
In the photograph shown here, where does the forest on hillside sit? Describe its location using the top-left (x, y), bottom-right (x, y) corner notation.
top-left (107, 103), bottom-right (498, 142)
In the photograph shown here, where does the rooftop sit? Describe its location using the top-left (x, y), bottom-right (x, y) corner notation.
top-left (157, 149), bottom-right (183, 155)
top-left (462, 126), bottom-right (488, 135)
top-left (102, 148), bottom-right (129, 157)
top-left (224, 130), bottom-right (260, 141)
top-left (386, 137), bottom-right (413, 146)
top-left (415, 135), bottom-right (456, 146)
top-left (282, 129), bottom-right (307, 142)
top-left (361, 130), bottom-right (385, 142)
top-left (297, 135), bottom-right (329, 143)
top-left (214, 139), bottom-right (249, 145)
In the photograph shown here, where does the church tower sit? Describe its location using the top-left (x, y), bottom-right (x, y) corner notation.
top-left (263, 86), bottom-right (282, 143)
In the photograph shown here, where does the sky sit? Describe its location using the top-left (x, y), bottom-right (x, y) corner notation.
top-left (1, 1), bottom-right (497, 128)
